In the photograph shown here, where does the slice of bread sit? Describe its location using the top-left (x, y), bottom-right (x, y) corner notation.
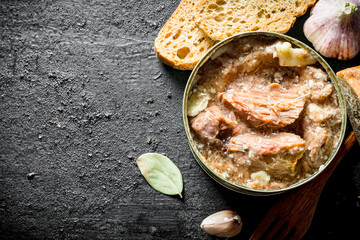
top-left (154, 0), bottom-right (217, 70)
top-left (193, 0), bottom-right (317, 41)
top-left (336, 66), bottom-right (360, 143)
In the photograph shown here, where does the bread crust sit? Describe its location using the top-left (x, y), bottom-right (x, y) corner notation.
top-left (337, 66), bottom-right (360, 143)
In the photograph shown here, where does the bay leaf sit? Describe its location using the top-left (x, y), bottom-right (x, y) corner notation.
top-left (136, 153), bottom-right (183, 198)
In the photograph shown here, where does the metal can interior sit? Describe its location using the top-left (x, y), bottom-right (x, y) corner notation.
top-left (182, 31), bottom-right (347, 196)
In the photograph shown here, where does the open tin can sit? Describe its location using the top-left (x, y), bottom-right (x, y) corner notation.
top-left (182, 31), bottom-right (347, 196)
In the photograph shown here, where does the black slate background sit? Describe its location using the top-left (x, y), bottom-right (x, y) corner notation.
top-left (0, 0), bottom-right (359, 239)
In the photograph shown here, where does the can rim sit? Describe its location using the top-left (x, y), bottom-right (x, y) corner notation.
top-left (182, 31), bottom-right (347, 196)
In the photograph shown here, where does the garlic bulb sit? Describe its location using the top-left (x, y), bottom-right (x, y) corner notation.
top-left (304, 0), bottom-right (360, 60)
top-left (200, 210), bottom-right (242, 238)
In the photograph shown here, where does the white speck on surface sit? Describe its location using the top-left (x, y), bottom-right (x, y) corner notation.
top-left (221, 172), bottom-right (230, 179)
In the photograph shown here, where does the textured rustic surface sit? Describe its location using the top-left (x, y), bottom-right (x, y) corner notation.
top-left (0, 0), bottom-right (359, 239)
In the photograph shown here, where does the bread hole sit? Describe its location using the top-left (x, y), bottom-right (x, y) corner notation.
top-left (165, 32), bottom-right (172, 38)
top-left (241, 6), bottom-right (245, 9)
top-left (188, 52), bottom-right (194, 58)
top-left (227, 11), bottom-right (233, 15)
top-left (266, 14), bottom-right (271, 18)
top-left (216, 0), bottom-right (226, 5)
top-left (199, 47), bottom-right (204, 52)
top-left (199, 37), bottom-right (205, 43)
top-left (228, 17), bottom-right (233, 21)
top-left (257, 10), bottom-right (265, 18)
top-left (208, 3), bottom-right (218, 9)
top-left (188, 35), bottom-right (192, 39)
top-left (240, 20), bottom-right (246, 24)
top-left (180, 18), bottom-right (185, 22)
top-left (272, 10), bottom-right (276, 13)
top-left (166, 41), bottom-right (171, 46)
top-left (173, 29), bottom-right (181, 40)
top-left (177, 47), bottom-right (190, 59)
top-left (214, 13), bottom-right (226, 22)
top-left (226, 32), bottom-right (232, 37)
top-left (233, 18), bottom-right (239, 23)
top-left (253, 26), bottom-right (260, 31)
top-left (216, 7), bottom-right (224, 12)
top-left (295, 1), bottom-right (300, 7)
top-left (280, 8), bottom-right (286, 12)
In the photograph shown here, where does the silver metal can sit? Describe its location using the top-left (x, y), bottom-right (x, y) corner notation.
top-left (182, 31), bottom-right (347, 196)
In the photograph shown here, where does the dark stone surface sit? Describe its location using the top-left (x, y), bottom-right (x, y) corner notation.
top-left (0, 0), bottom-right (359, 239)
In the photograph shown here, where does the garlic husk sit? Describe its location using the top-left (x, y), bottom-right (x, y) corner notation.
top-left (304, 0), bottom-right (360, 60)
top-left (200, 210), bottom-right (242, 238)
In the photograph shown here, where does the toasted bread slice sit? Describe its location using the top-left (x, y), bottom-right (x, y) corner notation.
top-left (336, 66), bottom-right (360, 143)
top-left (154, 0), bottom-right (217, 70)
top-left (193, 0), bottom-right (316, 41)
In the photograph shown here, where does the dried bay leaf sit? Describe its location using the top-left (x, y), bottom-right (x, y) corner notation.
top-left (136, 153), bottom-right (183, 198)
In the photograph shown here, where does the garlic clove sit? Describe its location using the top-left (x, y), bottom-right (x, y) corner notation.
top-left (187, 91), bottom-right (210, 117)
top-left (303, 0), bottom-right (360, 60)
top-left (274, 41), bottom-right (317, 67)
top-left (200, 210), bottom-right (242, 238)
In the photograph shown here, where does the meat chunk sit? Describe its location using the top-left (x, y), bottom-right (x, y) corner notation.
top-left (310, 82), bottom-right (333, 102)
top-left (219, 84), bottom-right (305, 128)
top-left (306, 103), bottom-right (336, 123)
top-left (227, 132), bottom-right (306, 174)
top-left (296, 66), bottom-right (334, 102)
top-left (191, 106), bottom-right (238, 145)
top-left (303, 126), bottom-right (329, 168)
